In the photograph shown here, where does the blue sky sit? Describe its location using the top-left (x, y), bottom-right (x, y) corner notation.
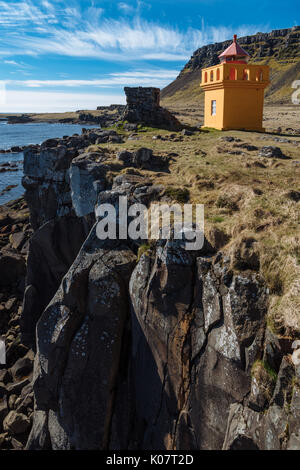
top-left (0, 0), bottom-right (298, 112)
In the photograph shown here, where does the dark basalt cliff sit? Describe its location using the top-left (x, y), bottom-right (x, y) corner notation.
top-left (162, 26), bottom-right (300, 105)
top-left (0, 127), bottom-right (296, 450)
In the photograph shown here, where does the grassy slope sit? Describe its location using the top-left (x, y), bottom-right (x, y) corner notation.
top-left (88, 121), bottom-right (300, 339)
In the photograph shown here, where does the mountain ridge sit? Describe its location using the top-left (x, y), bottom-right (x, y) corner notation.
top-left (161, 26), bottom-right (300, 106)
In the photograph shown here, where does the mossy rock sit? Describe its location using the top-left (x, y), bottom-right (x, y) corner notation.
top-left (164, 187), bottom-right (190, 203)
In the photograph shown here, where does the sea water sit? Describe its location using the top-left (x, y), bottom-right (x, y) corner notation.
top-left (0, 121), bottom-right (98, 204)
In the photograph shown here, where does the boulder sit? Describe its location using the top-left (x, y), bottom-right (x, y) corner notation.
top-left (10, 350), bottom-right (34, 381)
top-left (3, 411), bottom-right (30, 434)
top-left (7, 378), bottom-right (31, 396)
top-left (222, 353), bottom-right (298, 450)
top-left (9, 232), bottom-right (27, 251)
top-left (116, 150), bottom-right (133, 164)
top-left (0, 370), bottom-right (10, 385)
top-left (22, 145), bottom-right (73, 230)
top-left (69, 153), bottom-right (109, 217)
top-left (132, 147), bottom-right (153, 167)
top-left (0, 396), bottom-right (8, 427)
top-left (222, 403), bottom-right (262, 450)
top-left (11, 437), bottom-right (24, 450)
top-left (0, 250), bottom-right (26, 288)
top-left (258, 146), bottom-right (288, 159)
top-left (181, 129), bottom-right (194, 136)
top-left (0, 383), bottom-right (7, 399)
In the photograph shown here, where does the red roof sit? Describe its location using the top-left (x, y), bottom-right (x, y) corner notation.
top-left (219, 35), bottom-right (250, 58)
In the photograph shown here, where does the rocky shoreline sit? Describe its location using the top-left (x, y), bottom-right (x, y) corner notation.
top-left (0, 197), bottom-right (33, 450)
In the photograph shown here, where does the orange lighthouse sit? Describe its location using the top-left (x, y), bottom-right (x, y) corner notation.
top-left (200, 35), bottom-right (270, 131)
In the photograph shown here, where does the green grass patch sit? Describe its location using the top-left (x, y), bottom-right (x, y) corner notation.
top-left (208, 215), bottom-right (225, 223)
top-left (252, 359), bottom-right (277, 382)
top-left (137, 243), bottom-right (151, 261)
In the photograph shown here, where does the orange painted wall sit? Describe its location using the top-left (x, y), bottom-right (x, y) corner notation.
top-left (223, 87), bottom-right (265, 130)
top-left (200, 63), bottom-right (270, 131)
top-left (203, 88), bottom-right (225, 129)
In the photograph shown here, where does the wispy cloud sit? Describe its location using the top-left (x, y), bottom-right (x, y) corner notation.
top-left (0, 0), bottom-right (57, 26)
top-left (3, 59), bottom-right (31, 69)
top-left (118, 2), bottom-right (135, 14)
top-left (2, 20), bottom-right (266, 62)
top-left (4, 60), bottom-right (19, 65)
top-left (4, 69), bottom-right (180, 89)
top-left (0, 1), bottom-right (268, 62)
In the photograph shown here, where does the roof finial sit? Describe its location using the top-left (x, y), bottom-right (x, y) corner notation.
top-left (233, 34), bottom-right (237, 43)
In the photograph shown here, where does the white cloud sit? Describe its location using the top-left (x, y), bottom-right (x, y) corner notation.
top-left (13, 20), bottom-right (187, 61)
top-left (4, 60), bottom-right (19, 65)
top-left (0, 1), bottom-right (268, 62)
top-left (118, 2), bottom-right (135, 14)
top-left (41, 0), bottom-right (54, 11)
top-left (0, 0), bottom-right (56, 26)
top-left (1, 90), bottom-right (125, 113)
top-left (4, 68), bottom-right (180, 89)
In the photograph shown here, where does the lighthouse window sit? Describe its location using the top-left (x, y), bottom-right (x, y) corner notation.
top-left (229, 67), bottom-right (237, 80)
top-left (243, 69), bottom-right (249, 80)
top-left (211, 100), bottom-right (216, 116)
top-left (256, 69), bottom-right (263, 81)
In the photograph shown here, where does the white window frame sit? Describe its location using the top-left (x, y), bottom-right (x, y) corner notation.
top-left (211, 100), bottom-right (216, 116)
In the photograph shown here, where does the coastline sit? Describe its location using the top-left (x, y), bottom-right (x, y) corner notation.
top-left (0, 121), bottom-right (110, 205)
top-left (0, 104), bottom-right (125, 126)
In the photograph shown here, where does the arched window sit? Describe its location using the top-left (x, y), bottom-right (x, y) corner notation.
top-left (204, 71), bottom-right (208, 83)
top-left (210, 70), bottom-right (214, 81)
top-left (243, 69), bottom-right (249, 80)
top-left (229, 67), bottom-right (237, 80)
top-left (256, 69), bottom-right (263, 82)
top-left (216, 68), bottom-right (220, 80)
